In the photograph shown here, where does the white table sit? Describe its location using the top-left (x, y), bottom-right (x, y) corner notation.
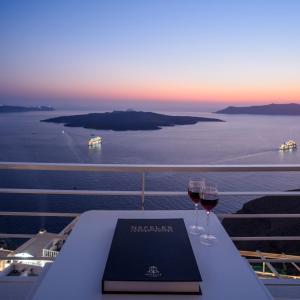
top-left (32, 210), bottom-right (273, 300)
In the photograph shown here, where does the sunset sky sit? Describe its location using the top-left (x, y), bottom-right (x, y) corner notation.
top-left (1, 0), bottom-right (300, 108)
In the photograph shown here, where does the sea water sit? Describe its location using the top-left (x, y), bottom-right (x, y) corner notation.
top-left (1, 110), bottom-right (300, 238)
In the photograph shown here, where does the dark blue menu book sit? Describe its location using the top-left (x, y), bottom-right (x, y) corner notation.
top-left (102, 218), bottom-right (202, 294)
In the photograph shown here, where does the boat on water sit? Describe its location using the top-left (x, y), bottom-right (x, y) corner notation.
top-left (88, 136), bottom-right (102, 147)
top-left (279, 140), bottom-right (297, 151)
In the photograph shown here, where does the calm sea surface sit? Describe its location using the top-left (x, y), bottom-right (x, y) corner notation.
top-left (1, 110), bottom-right (300, 241)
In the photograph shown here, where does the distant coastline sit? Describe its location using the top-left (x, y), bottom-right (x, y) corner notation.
top-left (0, 105), bottom-right (54, 113)
top-left (215, 103), bottom-right (300, 115)
top-left (42, 110), bottom-right (224, 131)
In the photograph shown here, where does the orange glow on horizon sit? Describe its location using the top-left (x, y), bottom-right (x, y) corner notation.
top-left (1, 81), bottom-right (299, 104)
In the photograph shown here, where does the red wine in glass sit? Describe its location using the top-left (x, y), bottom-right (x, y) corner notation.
top-left (187, 179), bottom-right (204, 235)
top-left (200, 195), bottom-right (218, 211)
top-left (200, 183), bottom-right (219, 246)
top-left (188, 190), bottom-right (200, 204)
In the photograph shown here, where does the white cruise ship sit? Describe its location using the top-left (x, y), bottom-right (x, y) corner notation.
top-left (279, 140), bottom-right (297, 151)
top-left (88, 136), bottom-right (102, 147)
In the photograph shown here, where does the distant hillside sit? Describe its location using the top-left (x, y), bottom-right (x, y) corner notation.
top-left (215, 103), bottom-right (300, 115)
top-left (42, 110), bottom-right (224, 131)
top-left (0, 105), bottom-right (54, 113)
top-left (223, 192), bottom-right (300, 255)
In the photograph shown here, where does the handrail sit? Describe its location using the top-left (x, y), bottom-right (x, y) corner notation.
top-left (248, 259), bottom-right (300, 263)
top-left (0, 211), bottom-right (79, 217)
top-left (2, 162), bottom-right (300, 172)
top-left (2, 233), bottom-right (299, 241)
top-left (0, 211), bottom-right (300, 219)
top-left (0, 234), bottom-right (36, 239)
top-left (0, 233), bottom-right (67, 239)
top-left (240, 250), bottom-right (300, 259)
top-left (1, 188), bottom-right (300, 197)
top-left (232, 236), bottom-right (300, 241)
top-left (219, 214), bottom-right (300, 218)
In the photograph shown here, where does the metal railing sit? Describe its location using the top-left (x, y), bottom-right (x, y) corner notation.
top-left (0, 162), bottom-right (300, 279)
top-left (1, 162), bottom-right (300, 233)
top-left (42, 249), bottom-right (59, 258)
top-left (2, 162), bottom-right (300, 208)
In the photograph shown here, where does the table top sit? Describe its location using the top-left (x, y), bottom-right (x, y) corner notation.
top-left (32, 210), bottom-right (273, 300)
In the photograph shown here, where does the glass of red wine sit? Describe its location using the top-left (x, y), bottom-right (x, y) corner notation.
top-left (188, 179), bottom-right (205, 235)
top-left (200, 183), bottom-right (219, 245)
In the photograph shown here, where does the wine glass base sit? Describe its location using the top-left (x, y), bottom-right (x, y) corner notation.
top-left (200, 233), bottom-right (217, 246)
top-left (189, 225), bottom-right (204, 235)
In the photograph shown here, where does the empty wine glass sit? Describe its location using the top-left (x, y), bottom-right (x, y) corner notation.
top-left (188, 179), bottom-right (205, 235)
top-left (200, 183), bottom-right (219, 245)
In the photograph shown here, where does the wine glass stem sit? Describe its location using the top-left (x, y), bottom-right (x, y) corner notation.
top-left (195, 204), bottom-right (199, 227)
top-left (206, 211), bottom-right (210, 236)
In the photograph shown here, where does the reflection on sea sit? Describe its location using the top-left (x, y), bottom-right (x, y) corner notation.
top-left (88, 143), bottom-right (102, 151)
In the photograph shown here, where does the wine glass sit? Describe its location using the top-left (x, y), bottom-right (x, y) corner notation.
top-left (188, 179), bottom-right (205, 235)
top-left (200, 183), bottom-right (219, 245)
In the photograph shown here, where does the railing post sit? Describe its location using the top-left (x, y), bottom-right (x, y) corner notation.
top-left (257, 250), bottom-right (280, 278)
top-left (141, 172), bottom-right (145, 210)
